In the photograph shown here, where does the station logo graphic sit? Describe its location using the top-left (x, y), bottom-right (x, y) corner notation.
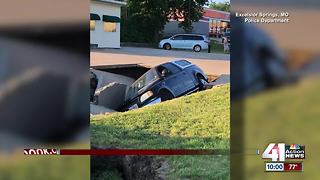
top-left (261, 143), bottom-right (305, 172)
top-left (285, 144), bottom-right (305, 159)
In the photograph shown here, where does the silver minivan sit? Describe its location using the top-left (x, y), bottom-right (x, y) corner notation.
top-left (159, 34), bottom-right (210, 52)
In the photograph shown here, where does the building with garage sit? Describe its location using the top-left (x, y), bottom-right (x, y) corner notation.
top-left (90, 0), bottom-right (126, 48)
top-left (205, 8), bottom-right (230, 37)
top-left (163, 8), bottom-right (230, 37)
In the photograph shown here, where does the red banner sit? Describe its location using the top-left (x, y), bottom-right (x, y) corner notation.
top-left (284, 162), bottom-right (303, 172)
top-left (23, 149), bottom-right (229, 156)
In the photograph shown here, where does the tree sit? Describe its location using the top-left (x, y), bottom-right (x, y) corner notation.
top-left (121, 0), bottom-right (207, 43)
top-left (208, 1), bottom-right (230, 12)
top-left (170, 0), bottom-right (207, 33)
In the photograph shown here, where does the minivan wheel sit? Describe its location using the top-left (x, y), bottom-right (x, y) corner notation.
top-left (193, 45), bottom-right (201, 52)
top-left (163, 43), bottom-right (171, 50)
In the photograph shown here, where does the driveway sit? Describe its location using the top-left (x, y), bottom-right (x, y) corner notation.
top-left (91, 47), bottom-right (230, 75)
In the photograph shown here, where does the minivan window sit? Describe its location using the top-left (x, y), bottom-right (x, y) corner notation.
top-left (193, 36), bottom-right (204, 40)
top-left (173, 35), bottom-right (183, 40)
top-left (182, 35), bottom-right (193, 40)
top-left (183, 35), bottom-right (204, 40)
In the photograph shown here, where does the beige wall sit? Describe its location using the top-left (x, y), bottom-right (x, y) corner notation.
top-left (90, 1), bottom-right (121, 48)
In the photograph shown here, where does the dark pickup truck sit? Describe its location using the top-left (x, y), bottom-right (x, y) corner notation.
top-left (120, 60), bottom-right (208, 111)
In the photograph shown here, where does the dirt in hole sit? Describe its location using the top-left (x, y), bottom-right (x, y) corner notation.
top-left (91, 145), bottom-right (168, 180)
top-left (207, 74), bottom-right (219, 82)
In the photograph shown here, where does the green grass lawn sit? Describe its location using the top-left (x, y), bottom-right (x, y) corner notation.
top-left (91, 84), bottom-right (230, 179)
top-left (210, 41), bottom-right (227, 54)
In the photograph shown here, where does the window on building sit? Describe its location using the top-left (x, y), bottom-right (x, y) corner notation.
top-left (210, 19), bottom-right (218, 28)
top-left (90, 13), bottom-right (100, 31)
top-left (104, 22), bottom-right (116, 32)
top-left (221, 21), bottom-right (228, 28)
top-left (90, 20), bottom-right (95, 31)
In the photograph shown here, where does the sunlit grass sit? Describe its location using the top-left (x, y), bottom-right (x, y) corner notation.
top-left (91, 84), bottom-right (230, 179)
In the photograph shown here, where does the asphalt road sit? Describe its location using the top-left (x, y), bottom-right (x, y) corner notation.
top-left (91, 47), bottom-right (230, 75)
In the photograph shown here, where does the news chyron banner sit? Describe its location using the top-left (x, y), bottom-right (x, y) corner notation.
top-left (262, 143), bottom-right (305, 172)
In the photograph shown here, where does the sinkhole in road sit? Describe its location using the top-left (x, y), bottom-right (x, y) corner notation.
top-left (91, 64), bottom-right (150, 81)
top-left (91, 64), bottom-right (217, 82)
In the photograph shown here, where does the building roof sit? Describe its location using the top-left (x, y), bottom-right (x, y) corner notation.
top-left (96, 0), bottom-right (126, 6)
top-left (168, 7), bottom-right (230, 22)
top-left (203, 8), bottom-right (230, 21)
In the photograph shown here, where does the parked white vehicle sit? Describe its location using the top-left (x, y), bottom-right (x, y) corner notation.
top-left (159, 34), bottom-right (210, 52)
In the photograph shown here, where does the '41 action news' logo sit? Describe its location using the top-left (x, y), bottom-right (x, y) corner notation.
top-left (262, 143), bottom-right (305, 161)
